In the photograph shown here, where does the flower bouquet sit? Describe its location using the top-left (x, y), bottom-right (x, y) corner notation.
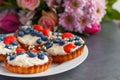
top-left (0, 0), bottom-right (107, 35)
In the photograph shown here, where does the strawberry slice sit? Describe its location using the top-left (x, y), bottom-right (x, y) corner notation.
top-left (31, 50), bottom-right (39, 53)
top-left (62, 32), bottom-right (75, 39)
top-left (4, 36), bottom-right (17, 44)
top-left (64, 43), bottom-right (77, 53)
top-left (34, 24), bottom-right (43, 32)
top-left (16, 47), bottom-right (26, 54)
top-left (42, 28), bottom-right (52, 36)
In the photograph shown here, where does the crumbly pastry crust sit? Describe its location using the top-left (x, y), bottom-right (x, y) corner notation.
top-left (51, 45), bottom-right (85, 63)
top-left (0, 54), bottom-right (6, 62)
top-left (4, 57), bottom-right (52, 74)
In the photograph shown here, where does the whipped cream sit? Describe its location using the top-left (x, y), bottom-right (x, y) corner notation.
top-left (7, 54), bottom-right (49, 67)
top-left (46, 37), bottom-right (84, 56)
top-left (0, 42), bottom-right (17, 55)
top-left (17, 35), bottom-right (40, 45)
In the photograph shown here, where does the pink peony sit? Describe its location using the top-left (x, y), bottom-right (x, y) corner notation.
top-left (84, 24), bottom-right (101, 34)
top-left (38, 11), bottom-right (58, 30)
top-left (0, 11), bottom-right (21, 32)
top-left (17, 0), bottom-right (40, 11)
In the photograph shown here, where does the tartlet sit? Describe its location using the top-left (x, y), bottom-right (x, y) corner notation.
top-left (4, 50), bottom-right (52, 74)
top-left (45, 32), bottom-right (85, 63)
top-left (0, 34), bottom-right (19, 61)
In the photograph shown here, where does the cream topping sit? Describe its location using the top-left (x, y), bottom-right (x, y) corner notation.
top-left (18, 35), bottom-right (40, 45)
top-left (0, 42), bottom-right (17, 55)
top-left (7, 54), bottom-right (49, 67)
top-left (46, 37), bottom-right (84, 56)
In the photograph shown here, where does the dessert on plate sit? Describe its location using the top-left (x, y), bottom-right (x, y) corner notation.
top-left (4, 49), bottom-right (52, 74)
top-left (16, 25), bottom-right (52, 50)
top-left (44, 32), bottom-right (85, 63)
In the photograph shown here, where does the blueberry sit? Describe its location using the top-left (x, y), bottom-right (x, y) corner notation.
top-left (31, 30), bottom-right (38, 36)
top-left (27, 50), bottom-right (37, 57)
top-left (24, 29), bottom-right (30, 34)
top-left (27, 27), bottom-right (32, 31)
top-left (36, 39), bottom-right (42, 44)
top-left (41, 36), bottom-right (48, 41)
top-left (18, 52), bottom-right (24, 55)
top-left (38, 52), bottom-right (45, 60)
top-left (59, 40), bottom-right (65, 46)
top-left (37, 32), bottom-right (43, 37)
top-left (75, 36), bottom-right (80, 40)
top-left (5, 44), bottom-right (12, 49)
top-left (45, 41), bottom-right (53, 49)
top-left (75, 41), bottom-right (82, 46)
top-left (53, 38), bottom-right (60, 43)
top-left (12, 41), bottom-right (18, 46)
top-left (44, 52), bottom-right (49, 56)
top-left (0, 34), bottom-right (6, 41)
top-left (69, 38), bottom-right (73, 42)
top-left (9, 54), bottom-right (17, 60)
top-left (18, 31), bottom-right (24, 37)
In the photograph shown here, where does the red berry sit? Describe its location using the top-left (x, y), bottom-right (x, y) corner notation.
top-left (4, 36), bottom-right (17, 44)
top-left (31, 50), bottom-right (39, 53)
top-left (64, 43), bottom-right (77, 53)
top-left (62, 32), bottom-right (75, 39)
top-left (34, 24), bottom-right (43, 32)
top-left (42, 28), bottom-right (52, 36)
top-left (16, 47), bottom-right (26, 54)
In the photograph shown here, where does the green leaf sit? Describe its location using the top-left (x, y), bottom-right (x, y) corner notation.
top-left (106, 7), bottom-right (120, 20)
top-left (106, 0), bottom-right (117, 6)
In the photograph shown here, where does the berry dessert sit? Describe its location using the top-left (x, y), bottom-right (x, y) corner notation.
top-left (16, 25), bottom-right (52, 50)
top-left (4, 49), bottom-right (52, 74)
top-left (0, 34), bottom-right (19, 61)
top-left (45, 32), bottom-right (85, 63)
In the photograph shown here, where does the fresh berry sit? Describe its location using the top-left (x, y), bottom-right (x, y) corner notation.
top-left (34, 24), bottom-right (43, 32)
top-left (44, 52), bottom-right (49, 56)
top-left (31, 50), bottom-right (39, 53)
top-left (18, 52), bottom-right (24, 55)
top-left (18, 31), bottom-right (24, 37)
top-left (16, 47), bottom-right (26, 54)
top-left (42, 28), bottom-right (52, 36)
top-left (69, 38), bottom-right (73, 42)
top-left (37, 32), bottom-right (43, 37)
top-left (59, 40), bottom-right (65, 46)
top-left (45, 41), bottom-right (53, 49)
top-left (27, 50), bottom-right (37, 57)
top-left (31, 30), bottom-right (38, 36)
top-left (75, 41), bottom-right (82, 46)
top-left (4, 36), bottom-right (17, 44)
top-left (5, 44), bottom-right (13, 49)
top-left (38, 52), bottom-right (45, 60)
top-left (36, 39), bottom-right (42, 44)
top-left (62, 32), bottom-right (75, 39)
top-left (75, 36), bottom-right (80, 40)
top-left (41, 35), bottom-right (48, 41)
top-left (0, 34), bottom-right (6, 41)
top-left (53, 38), bottom-right (60, 43)
top-left (12, 41), bottom-right (19, 46)
top-left (24, 29), bottom-right (30, 34)
top-left (64, 43), bottom-right (77, 53)
top-left (9, 54), bottom-right (17, 60)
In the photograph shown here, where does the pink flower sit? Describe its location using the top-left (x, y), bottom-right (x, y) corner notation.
top-left (84, 24), bottom-right (101, 34)
top-left (0, 10), bottom-right (21, 32)
top-left (0, 0), bottom-right (3, 6)
top-left (17, 0), bottom-right (40, 11)
top-left (38, 11), bottom-right (58, 30)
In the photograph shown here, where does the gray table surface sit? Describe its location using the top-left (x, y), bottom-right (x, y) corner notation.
top-left (0, 21), bottom-right (120, 80)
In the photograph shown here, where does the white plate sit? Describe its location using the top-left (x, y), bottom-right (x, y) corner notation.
top-left (0, 45), bottom-right (88, 78)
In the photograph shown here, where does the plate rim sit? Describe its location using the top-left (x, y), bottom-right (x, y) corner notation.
top-left (0, 45), bottom-right (88, 78)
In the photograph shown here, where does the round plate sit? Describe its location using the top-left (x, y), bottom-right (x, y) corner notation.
top-left (0, 45), bottom-right (88, 78)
